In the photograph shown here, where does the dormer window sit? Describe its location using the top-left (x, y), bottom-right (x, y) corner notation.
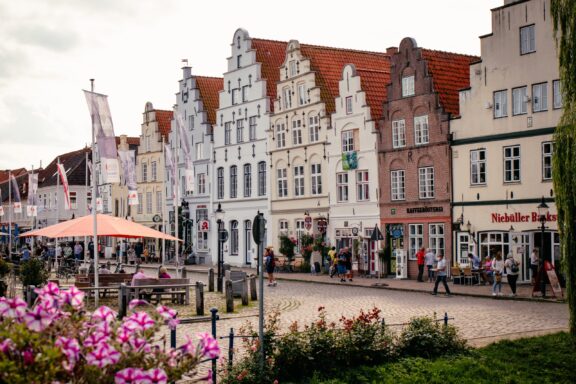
top-left (402, 76), bottom-right (415, 97)
top-left (237, 55), bottom-right (242, 69)
top-left (345, 96), bottom-right (353, 114)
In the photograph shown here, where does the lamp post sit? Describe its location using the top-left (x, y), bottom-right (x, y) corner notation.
top-left (215, 203), bottom-right (225, 292)
top-left (537, 196), bottom-right (549, 297)
top-left (181, 200), bottom-right (190, 252)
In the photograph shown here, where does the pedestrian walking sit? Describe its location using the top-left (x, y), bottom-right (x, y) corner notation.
top-left (505, 252), bottom-right (520, 297)
top-left (328, 246), bottom-right (336, 278)
top-left (492, 251), bottom-right (504, 296)
top-left (431, 253), bottom-right (451, 296)
top-left (424, 248), bottom-right (436, 282)
top-left (416, 247), bottom-right (425, 282)
top-left (337, 249), bottom-right (347, 282)
top-left (344, 247), bottom-right (353, 282)
top-left (530, 248), bottom-right (539, 285)
top-left (265, 245), bottom-right (276, 286)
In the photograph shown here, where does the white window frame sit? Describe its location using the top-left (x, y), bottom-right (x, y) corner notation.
top-left (520, 24), bottom-right (535, 55)
top-left (470, 149), bottom-right (487, 185)
top-left (217, 167), bottom-right (224, 199)
top-left (292, 119), bottom-right (302, 145)
top-left (276, 123), bottom-right (285, 148)
top-left (494, 90), bottom-right (508, 118)
top-left (295, 219), bottom-right (305, 254)
top-left (197, 173), bottom-right (206, 195)
top-left (512, 86), bottom-right (528, 115)
top-left (196, 208), bottom-right (208, 250)
top-left (402, 75), bottom-right (415, 97)
top-left (409, 224), bottom-right (424, 260)
top-left (429, 224), bottom-right (445, 257)
top-left (392, 119), bottom-right (406, 148)
top-left (137, 193), bottom-right (143, 214)
top-left (342, 130), bottom-right (354, 152)
top-left (70, 191), bottom-right (77, 210)
top-left (311, 163), bottom-right (322, 195)
top-left (309, 115), bottom-right (320, 143)
top-left (236, 119), bottom-right (244, 143)
top-left (418, 167), bottom-right (435, 199)
top-left (195, 142), bottom-right (204, 160)
top-left (141, 163), bottom-right (148, 183)
top-left (532, 82), bottom-right (548, 112)
top-left (249, 116), bottom-right (257, 141)
top-left (279, 219), bottom-right (288, 234)
top-left (224, 122), bottom-right (231, 145)
top-left (146, 191), bottom-right (152, 214)
top-left (289, 60), bottom-right (297, 77)
top-left (553, 80), bottom-right (563, 109)
top-left (277, 168), bottom-right (288, 198)
top-left (345, 96), bottom-right (353, 114)
top-left (258, 161), bottom-right (266, 196)
top-left (294, 165), bottom-right (304, 196)
top-left (283, 87), bottom-right (292, 109)
top-left (232, 88), bottom-right (240, 105)
top-left (356, 170), bottom-right (369, 201)
top-left (391, 170), bottom-right (405, 201)
top-left (243, 164), bottom-right (252, 197)
top-left (242, 85), bottom-right (249, 103)
top-left (151, 161), bottom-right (157, 181)
top-left (230, 220), bottom-right (239, 255)
top-left (337, 172), bottom-right (348, 202)
top-left (414, 115), bottom-right (429, 145)
top-left (298, 83), bottom-right (306, 105)
top-left (230, 165), bottom-right (237, 198)
top-left (542, 142), bottom-right (553, 181)
top-left (504, 145), bottom-right (521, 183)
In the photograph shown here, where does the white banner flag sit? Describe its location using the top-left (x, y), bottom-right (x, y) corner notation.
top-left (10, 174), bottom-right (22, 213)
top-left (165, 144), bottom-right (177, 201)
top-left (26, 205), bottom-right (37, 217)
top-left (185, 168), bottom-right (195, 193)
top-left (84, 90), bottom-right (119, 184)
top-left (128, 190), bottom-right (139, 206)
top-left (96, 197), bottom-right (103, 213)
top-left (57, 163), bottom-right (71, 210)
top-left (14, 202), bottom-right (22, 214)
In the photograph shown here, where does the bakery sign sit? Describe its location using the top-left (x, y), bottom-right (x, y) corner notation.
top-left (491, 212), bottom-right (557, 223)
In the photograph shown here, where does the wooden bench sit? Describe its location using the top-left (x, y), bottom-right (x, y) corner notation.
top-left (75, 273), bottom-right (134, 297)
top-left (130, 278), bottom-right (191, 305)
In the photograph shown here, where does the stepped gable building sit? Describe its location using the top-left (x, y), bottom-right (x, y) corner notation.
top-left (379, 37), bottom-right (477, 279)
top-left (328, 62), bottom-right (391, 275)
top-left (134, 103), bottom-right (172, 255)
top-left (451, 0), bottom-right (562, 284)
top-left (168, 66), bottom-right (221, 265)
top-left (111, 135), bottom-right (140, 220)
top-left (213, 30), bottom-right (287, 268)
top-left (269, 40), bottom-right (389, 264)
top-left (36, 147), bottom-right (92, 228)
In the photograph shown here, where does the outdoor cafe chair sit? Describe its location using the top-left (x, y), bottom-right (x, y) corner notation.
top-left (451, 267), bottom-right (463, 285)
top-left (462, 267), bottom-right (475, 286)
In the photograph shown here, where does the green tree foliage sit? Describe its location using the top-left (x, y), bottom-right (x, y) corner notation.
top-left (551, 0), bottom-right (576, 335)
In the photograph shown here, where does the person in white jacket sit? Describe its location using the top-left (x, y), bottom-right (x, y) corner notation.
top-left (505, 253), bottom-right (520, 297)
top-left (491, 251), bottom-right (505, 296)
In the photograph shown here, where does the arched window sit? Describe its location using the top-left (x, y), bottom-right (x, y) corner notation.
top-left (258, 161), bottom-right (266, 196)
top-left (230, 220), bottom-right (239, 255)
top-left (230, 166), bottom-right (237, 198)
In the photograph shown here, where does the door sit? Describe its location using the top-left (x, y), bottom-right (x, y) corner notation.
top-left (511, 233), bottom-right (530, 282)
top-left (244, 220), bottom-right (252, 265)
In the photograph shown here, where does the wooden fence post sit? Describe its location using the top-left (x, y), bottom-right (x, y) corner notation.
top-left (208, 268), bottom-right (215, 292)
top-left (225, 279), bottom-right (234, 313)
top-left (195, 281), bottom-right (205, 316)
top-left (241, 278), bottom-right (249, 306)
top-left (249, 274), bottom-right (257, 301)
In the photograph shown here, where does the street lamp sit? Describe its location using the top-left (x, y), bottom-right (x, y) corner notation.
top-left (181, 200), bottom-right (191, 253)
top-left (537, 196), bottom-right (549, 297)
top-left (215, 203), bottom-right (225, 292)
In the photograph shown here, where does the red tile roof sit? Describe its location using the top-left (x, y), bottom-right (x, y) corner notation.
top-left (421, 49), bottom-right (478, 117)
top-left (154, 110), bottom-right (173, 141)
top-left (251, 39), bottom-right (288, 113)
top-left (38, 147), bottom-right (91, 187)
top-left (196, 76), bottom-right (223, 126)
top-left (0, 168), bottom-right (27, 184)
top-left (115, 136), bottom-right (140, 146)
top-left (299, 44), bottom-right (390, 115)
top-left (356, 68), bottom-right (390, 121)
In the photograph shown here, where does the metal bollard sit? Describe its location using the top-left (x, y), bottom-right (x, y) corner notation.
top-left (444, 312), bottom-right (449, 326)
top-left (170, 326), bottom-right (176, 349)
top-left (195, 281), bottom-right (204, 316)
top-left (241, 278), bottom-right (249, 306)
top-left (249, 275), bottom-right (257, 301)
top-left (210, 308), bottom-right (219, 384)
top-left (118, 283), bottom-right (127, 319)
top-left (208, 268), bottom-right (215, 292)
top-left (228, 328), bottom-right (235, 372)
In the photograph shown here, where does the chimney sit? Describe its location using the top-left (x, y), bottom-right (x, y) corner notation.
top-left (386, 47), bottom-right (398, 56)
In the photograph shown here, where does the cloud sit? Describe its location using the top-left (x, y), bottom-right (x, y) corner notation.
top-left (10, 24), bottom-right (79, 53)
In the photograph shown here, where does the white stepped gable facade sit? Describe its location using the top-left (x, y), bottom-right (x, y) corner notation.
top-left (212, 28), bottom-right (272, 267)
top-left (328, 64), bottom-right (381, 274)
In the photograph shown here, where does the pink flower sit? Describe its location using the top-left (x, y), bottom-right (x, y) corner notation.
top-left (124, 311), bottom-right (155, 331)
top-left (22, 348), bottom-right (35, 365)
top-left (36, 282), bottom-right (60, 297)
top-left (92, 306), bottom-right (117, 323)
top-left (0, 297), bottom-right (27, 319)
top-left (61, 286), bottom-right (85, 309)
top-left (141, 368), bottom-right (168, 384)
top-left (205, 369), bottom-right (213, 384)
top-left (180, 335), bottom-right (196, 356)
top-left (128, 336), bottom-right (149, 352)
top-left (84, 329), bottom-right (110, 348)
top-left (0, 338), bottom-right (14, 354)
top-left (156, 305), bottom-right (177, 320)
top-left (86, 343), bottom-right (121, 368)
top-left (116, 325), bottom-right (134, 344)
top-left (55, 337), bottom-right (80, 371)
top-left (167, 318), bottom-right (180, 330)
top-left (198, 332), bottom-right (220, 359)
top-left (129, 299), bottom-right (149, 310)
top-left (24, 306), bottom-right (54, 332)
top-left (114, 367), bottom-right (145, 384)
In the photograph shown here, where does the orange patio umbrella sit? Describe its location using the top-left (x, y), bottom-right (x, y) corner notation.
top-left (20, 213), bottom-right (181, 241)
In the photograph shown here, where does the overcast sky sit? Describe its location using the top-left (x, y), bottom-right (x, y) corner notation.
top-left (0, 0), bottom-right (503, 170)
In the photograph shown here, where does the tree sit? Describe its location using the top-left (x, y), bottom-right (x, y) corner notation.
top-left (551, 0), bottom-right (576, 335)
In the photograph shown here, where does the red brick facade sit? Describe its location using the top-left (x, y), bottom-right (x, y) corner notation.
top-left (378, 38), bottom-right (477, 279)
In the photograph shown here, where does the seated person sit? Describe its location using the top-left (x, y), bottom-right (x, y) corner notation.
top-left (131, 268), bottom-right (151, 300)
top-left (98, 264), bottom-right (112, 274)
top-left (131, 268), bottom-right (148, 285)
top-left (158, 266), bottom-right (171, 279)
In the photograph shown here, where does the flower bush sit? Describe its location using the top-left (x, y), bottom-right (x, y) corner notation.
top-left (0, 283), bottom-right (219, 384)
top-left (278, 235), bottom-right (297, 263)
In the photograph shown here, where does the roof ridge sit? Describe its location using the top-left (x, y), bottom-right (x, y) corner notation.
top-left (252, 36), bottom-right (387, 56)
top-left (196, 75), bottom-right (223, 80)
top-left (355, 68), bottom-right (390, 74)
top-left (421, 48), bottom-right (479, 59)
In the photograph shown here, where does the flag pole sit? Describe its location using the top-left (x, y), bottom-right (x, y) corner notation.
top-left (30, 164), bottom-right (34, 257)
top-left (90, 78), bottom-right (100, 307)
top-left (173, 112), bottom-right (180, 277)
top-left (8, 170), bottom-right (12, 261)
top-left (84, 151), bottom-right (88, 265)
top-left (162, 137), bottom-right (166, 264)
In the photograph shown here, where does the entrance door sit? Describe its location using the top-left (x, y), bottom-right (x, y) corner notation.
top-left (244, 220), bottom-right (252, 265)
